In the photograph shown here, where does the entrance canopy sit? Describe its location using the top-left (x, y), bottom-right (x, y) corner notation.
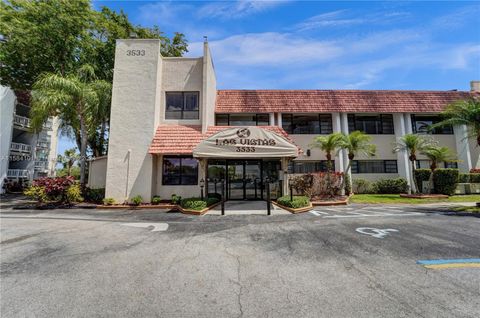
top-left (193, 126), bottom-right (298, 158)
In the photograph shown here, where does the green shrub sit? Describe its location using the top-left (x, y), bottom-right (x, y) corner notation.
top-left (458, 173), bottom-right (470, 183)
top-left (433, 169), bottom-right (459, 195)
top-left (103, 197), bottom-right (115, 205)
top-left (277, 195), bottom-right (310, 209)
top-left (151, 196), bottom-right (161, 205)
top-left (180, 198), bottom-right (207, 211)
top-left (205, 197), bottom-right (220, 206)
top-left (372, 178), bottom-right (409, 194)
top-left (24, 185), bottom-right (47, 203)
top-left (130, 195), bottom-right (143, 206)
top-left (344, 173), bottom-right (352, 195)
top-left (171, 194), bottom-right (182, 204)
top-left (84, 188), bottom-right (105, 203)
top-left (414, 169), bottom-right (432, 193)
top-left (65, 184), bottom-right (83, 203)
top-left (470, 173), bottom-right (480, 183)
top-left (352, 178), bottom-right (373, 194)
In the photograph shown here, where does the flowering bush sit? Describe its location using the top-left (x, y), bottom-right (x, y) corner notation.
top-left (470, 168), bottom-right (480, 173)
top-left (24, 176), bottom-right (82, 204)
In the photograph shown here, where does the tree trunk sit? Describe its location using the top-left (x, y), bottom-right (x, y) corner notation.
top-left (410, 160), bottom-right (419, 194)
top-left (79, 116), bottom-right (88, 186)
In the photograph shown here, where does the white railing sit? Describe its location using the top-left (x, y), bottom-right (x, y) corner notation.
top-left (13, 114), bottom-right (31, 128)
top-left (34, 161), bottom-right (49, 171)
top-left (10, 142), bottom-right (32, 153)
top-left (36, 141), bottom-right (50, 149)
top-left (7, 169), bottom-right (29, 178)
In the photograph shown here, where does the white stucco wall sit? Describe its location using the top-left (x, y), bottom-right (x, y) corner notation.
top-left (0, 86), bottom-right (15, 192)
top-left (105, 39), bottom-right (162, 202)
top-left (202, 42), bottom-right (217, 132)
top-left (88, 156), bottom-right (107, 189)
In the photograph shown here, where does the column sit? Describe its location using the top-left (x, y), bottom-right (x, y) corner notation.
top-left (394, 113), bottom-right (413, 193)
top-left (332, 113), bottom-right (344, 173)
top-left (454, 125), bottom-right (473, 173)
top-left (269, 113), bottom-right (275, 126)
top-left (277, 113), bottom-right (282, 128)
top-left (340, 113), bottom-right (350, 179)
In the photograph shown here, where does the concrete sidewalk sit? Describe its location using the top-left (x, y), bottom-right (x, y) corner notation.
top-left (207, 200), bottom-right (290, 215)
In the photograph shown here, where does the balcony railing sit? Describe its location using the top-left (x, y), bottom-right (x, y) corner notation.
top-left (36, 141), bottom-right (50, 149)
top-left (10, 142), bottom-right (32, 154)
top-left (13, 114), bottom-right (31, 128)
top-left (34, 161), bottom-right (49, 171)
top-left (7, 169), bottom-right (29, 178)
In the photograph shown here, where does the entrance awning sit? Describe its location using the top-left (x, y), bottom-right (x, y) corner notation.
top-left (193, 126), bottom-right (299, 158)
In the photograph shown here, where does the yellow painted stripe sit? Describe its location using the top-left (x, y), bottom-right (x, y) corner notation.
top-left (424, 263), bottom-right (480, 269)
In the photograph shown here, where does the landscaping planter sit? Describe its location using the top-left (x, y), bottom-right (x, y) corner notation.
top-left (312, 195), bottom-right (350, 206)
top-left (96, 203), bottom-right (178, 210)
top-left (272, 201), bottom-right (313, 214)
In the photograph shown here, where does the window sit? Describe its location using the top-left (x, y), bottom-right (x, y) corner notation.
top-left (162, 156), bottom-right (198, 185)
top-left (416, 160), bottom-right (458, 169)
top-left (351, 160), bottom-right (398, 173)
top-left (282, 114), bottom-right (333, 134)
top-left (347, 114), bottom-right (394, 134)
top-left (288, 161), bottom-right (335, 173)
top-left (215, 114), bottom-right (270, 126)
top-left (411, 115), bottom-right (453, 134)
top-left (166, 92), bottom-right (199, 119)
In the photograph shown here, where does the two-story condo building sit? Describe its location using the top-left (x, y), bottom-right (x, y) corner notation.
top-left (98, 39), bottom-right (479, 203)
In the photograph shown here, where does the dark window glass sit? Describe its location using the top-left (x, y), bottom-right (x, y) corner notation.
top-left (416, 160), bottom-right (430, 169)
top-left (162, 156), bottom-right (198, 185)
top-left (352, 160), bottom-right (398, 173)
top-left (282, 114), bottom-right (333, 134)
top-left (347, 114), bottom-right (394, 134)
top-left (215, 114), bottom-right (270, 126)
top-left (287, 161), bottom-right (334, 173)
top-left (411, 115), bottom-right (453, 134)
top-left (166, 92), bottom-right (199, 119)
top-left (444, 162), bottom-right (458, 169)
top-left (215, 114), bottom-right (229, 126)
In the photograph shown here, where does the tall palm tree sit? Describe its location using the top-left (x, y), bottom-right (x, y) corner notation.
top-left (311, 132), bottom-right (345, 172)
top-left (30, 65), bottom-right (112, 185)
top-left (57, 147), bottom-right (80, 177)
top-left (341, 131), bottom-right (376, 190)
top-left (393, 133), bottom-right (437, 193)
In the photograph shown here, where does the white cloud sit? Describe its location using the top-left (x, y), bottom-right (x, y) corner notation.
top-left (198, 0), bottom-right (288, 19)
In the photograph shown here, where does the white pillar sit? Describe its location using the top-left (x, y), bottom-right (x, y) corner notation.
top-left (454, 125), bottom-right (473, 173)
top-left (394, 113), bottom-right (412, 192)
top-left (340, 113), bottom-right (351, 180)
top-left (332, 113), bottom-right (344, 173)
top-left (269, 113), bottom-right (275, 126)
top-left (404, 113), bottom-right (413, 134)
top-left (277, 113), bottom-right (282, 128)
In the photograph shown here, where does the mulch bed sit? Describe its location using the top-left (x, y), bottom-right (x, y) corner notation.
top-left (311, 195), bottom-right (350, 206)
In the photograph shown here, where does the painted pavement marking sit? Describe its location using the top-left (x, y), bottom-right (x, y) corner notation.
top-left (417, 258), bottom-right (480, 269)
top-left (355, 227), bottom-right (399, 239)
top-left (121, 223), bottom-right (169, 232)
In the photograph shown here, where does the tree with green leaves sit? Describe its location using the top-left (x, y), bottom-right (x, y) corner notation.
top-left (311, 132), bottom-right (345, 172)
top-left (393, 133), bottom-right (437, 193)
top-left (30, 65), bottom-right (111, 185)
top-left (57, 148), bottom-right (80, 177)
top-left (341, 131), bottom-right (376, 190)
top-left (421, 146), bottom-right (456, 171)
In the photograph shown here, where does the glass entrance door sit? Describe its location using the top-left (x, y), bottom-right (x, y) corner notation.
top-left (227, 160), bottom-right (262, 200)
top-left (228, 161), bottom-right (244, 200)
top-left (245, 161), bottom-right (262, 200)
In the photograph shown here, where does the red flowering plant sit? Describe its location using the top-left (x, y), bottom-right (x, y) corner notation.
top-left (30, 176), bottom-right (76, 203)
top-left (470, 168), bottom-right (480, 173)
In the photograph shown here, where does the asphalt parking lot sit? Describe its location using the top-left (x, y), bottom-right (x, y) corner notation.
top-left (1, 203), bottom-right (479, 318)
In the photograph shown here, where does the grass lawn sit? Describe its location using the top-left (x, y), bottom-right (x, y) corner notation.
top-left (350, 194), bottom-right (480, 204)
top-left (454, 206), bottom-right (480, 213)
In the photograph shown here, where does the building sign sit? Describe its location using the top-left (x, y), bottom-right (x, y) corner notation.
top-left (193, 127), bottom-right (298, 158)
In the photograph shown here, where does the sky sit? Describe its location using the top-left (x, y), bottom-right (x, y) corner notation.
top-left (58, 0), bottom-right (480, 155)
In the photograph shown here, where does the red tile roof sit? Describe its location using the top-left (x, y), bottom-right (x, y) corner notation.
top-left (215, 90), bottom-right (474, 113)
top-left (149, 125), bottom-right (298, 154)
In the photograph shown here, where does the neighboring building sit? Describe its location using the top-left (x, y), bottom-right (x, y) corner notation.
top-left (0, 86), bottom-right (60, 193)
top-left (96, 39), bottom-right (479, 203)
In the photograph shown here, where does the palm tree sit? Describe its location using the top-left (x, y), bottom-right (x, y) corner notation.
top-left (430, 97), bottom-right (480, 156)
top-left (393, 134), bottom-right (437, 193)
top-left (311, 132), bottom-right (345, 172)
top-left (30, 65), bottom-right (112, 185)
top-left (341, 131), bottom-right (376, 190)
top-left (57, 148), bottom-right (80, 177)
top-left (421, 146), bottom-right (455, 171)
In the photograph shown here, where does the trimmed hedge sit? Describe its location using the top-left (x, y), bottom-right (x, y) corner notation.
top-left (277, 195), bottom-right (310, 209)
top-left (433, 169), bottom-right (459, 195)
top-left (414, 169), bottom-right (431, 192)
top-left (458, 173), bottom-right (470, 183)
top-left (180, 197), bottom-right (220, 211)
top-left (470, 173), bottom-right (480, 183)
top-left (372, 178), bottom-right (409, 194)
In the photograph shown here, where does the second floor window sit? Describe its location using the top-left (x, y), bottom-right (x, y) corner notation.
top-left (348, 114), bottom-right (394, 134)
top-left (411, 115), bottom-right (453, 134)
top-left (165, 92), bottom-right (199, 120)
top-left (282, 114), bottom-right (333, 134)
top-left (215, 114), bottom-right (270, 126)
